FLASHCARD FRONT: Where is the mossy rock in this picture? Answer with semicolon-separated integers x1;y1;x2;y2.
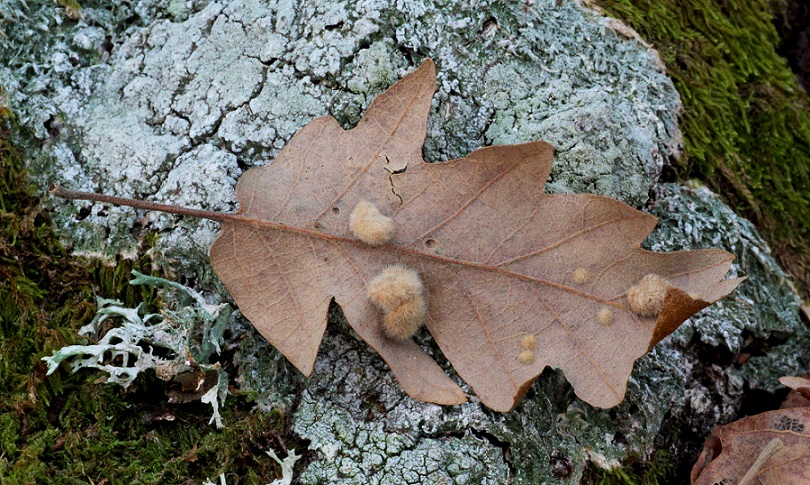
596;0;810;298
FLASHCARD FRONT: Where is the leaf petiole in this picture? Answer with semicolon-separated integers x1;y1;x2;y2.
49;184;233;223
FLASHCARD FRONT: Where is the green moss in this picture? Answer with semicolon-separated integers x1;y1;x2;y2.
596;0;810;296
581;450;677;485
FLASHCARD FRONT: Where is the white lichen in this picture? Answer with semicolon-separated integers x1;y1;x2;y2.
42;270;231;427
266;448;302;485
203;448;301;485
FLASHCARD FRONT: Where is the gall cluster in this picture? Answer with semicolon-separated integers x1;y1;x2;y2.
350;201;425;340
347;202;675;353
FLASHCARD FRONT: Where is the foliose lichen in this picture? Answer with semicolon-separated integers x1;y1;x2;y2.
42;270;232;427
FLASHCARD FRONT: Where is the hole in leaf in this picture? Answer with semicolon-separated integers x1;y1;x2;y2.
332;207;340;215
425;239;436;248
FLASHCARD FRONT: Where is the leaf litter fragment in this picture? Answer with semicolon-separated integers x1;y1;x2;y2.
691;407;810;485
51;59;743;411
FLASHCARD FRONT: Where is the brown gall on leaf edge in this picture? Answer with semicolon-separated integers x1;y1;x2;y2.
51;59;744;412
627;273;668;317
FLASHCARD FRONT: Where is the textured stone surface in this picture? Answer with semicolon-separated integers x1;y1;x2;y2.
3;0;806;483
643;184;810;429
1;0;680;274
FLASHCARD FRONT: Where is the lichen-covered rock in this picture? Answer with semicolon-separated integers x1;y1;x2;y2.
0;0;679;274
643;184;810;428
4;0;806;483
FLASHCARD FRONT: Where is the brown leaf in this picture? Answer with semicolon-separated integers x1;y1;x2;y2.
780;375;810;409
52;60;743;411
207;59;742;411
691;408;810;484
781;376;810;400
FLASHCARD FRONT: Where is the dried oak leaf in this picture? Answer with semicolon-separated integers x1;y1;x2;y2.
691;408;810;484
780;375;810;409
206;59;742;411
53;60;743;411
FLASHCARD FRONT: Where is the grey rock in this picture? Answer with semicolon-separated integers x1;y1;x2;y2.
1;0;679;273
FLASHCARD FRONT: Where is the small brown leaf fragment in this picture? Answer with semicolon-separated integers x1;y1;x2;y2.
691;408;810;485
780;375;810;408
780;376;810;400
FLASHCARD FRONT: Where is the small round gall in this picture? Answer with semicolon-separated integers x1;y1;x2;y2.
572;267;589;285
596;307;614;325
367;265;423;311
627;273;668;317
349;201;395;245
368;265;427;341
382;295;427;341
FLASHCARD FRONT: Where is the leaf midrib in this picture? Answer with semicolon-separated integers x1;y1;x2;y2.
220;211;643;309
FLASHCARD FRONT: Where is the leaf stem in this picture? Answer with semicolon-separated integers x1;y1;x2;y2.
49;184;234;223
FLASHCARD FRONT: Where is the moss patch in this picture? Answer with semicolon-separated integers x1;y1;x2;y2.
581;450;677;485
596;0;810;297
0;97;303;484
